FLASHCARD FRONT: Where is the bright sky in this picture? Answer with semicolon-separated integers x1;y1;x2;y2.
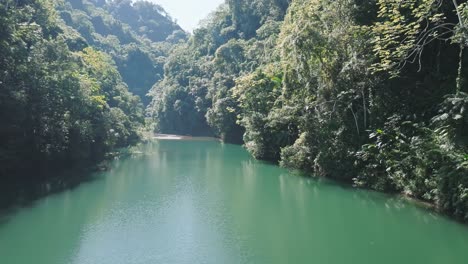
150;0;225;32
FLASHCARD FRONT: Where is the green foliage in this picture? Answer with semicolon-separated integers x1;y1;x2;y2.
355;110;468;221
272;0;377;180
371;0;468;83
227;0;288;39
107;0;181;42
0;0;144;180
355;117;439;196
233;68;291;159
148;0;289;142
55;0;187;105
432;92;468;150
144;0;468;221
372;0;446;74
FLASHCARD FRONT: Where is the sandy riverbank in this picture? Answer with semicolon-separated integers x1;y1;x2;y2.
153;134;221;141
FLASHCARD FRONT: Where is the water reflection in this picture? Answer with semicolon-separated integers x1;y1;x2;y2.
0;140;467;264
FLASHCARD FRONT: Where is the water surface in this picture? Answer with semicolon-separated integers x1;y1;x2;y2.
1;140;468;263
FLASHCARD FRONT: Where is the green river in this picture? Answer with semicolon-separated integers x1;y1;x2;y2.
1;139;468;264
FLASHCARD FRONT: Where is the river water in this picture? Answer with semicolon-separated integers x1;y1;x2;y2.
1;139;468;264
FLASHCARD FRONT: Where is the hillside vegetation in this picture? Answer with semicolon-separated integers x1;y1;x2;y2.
0;0;183;180
148;0;468;221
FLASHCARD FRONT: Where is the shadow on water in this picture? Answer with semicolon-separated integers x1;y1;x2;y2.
0;165;104;226
0;143;152;226
283;167;466;225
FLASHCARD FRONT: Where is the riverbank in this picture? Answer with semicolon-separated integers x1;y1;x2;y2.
1;139;467;264
153;134;465;224
154;134;221;141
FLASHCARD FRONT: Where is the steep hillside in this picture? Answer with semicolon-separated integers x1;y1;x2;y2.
147;0;289;139
0;0;145;180
57;0;187;104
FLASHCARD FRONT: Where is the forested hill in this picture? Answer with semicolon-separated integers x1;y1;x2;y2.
0;0;184;183
58;0;187;105
148;0;290;138
148;0;468;222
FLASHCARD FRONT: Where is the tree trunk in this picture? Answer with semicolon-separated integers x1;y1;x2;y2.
457;44;464;93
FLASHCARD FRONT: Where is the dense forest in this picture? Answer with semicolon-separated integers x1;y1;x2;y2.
0;0;183;182
148;0;468;222
1;0;467;222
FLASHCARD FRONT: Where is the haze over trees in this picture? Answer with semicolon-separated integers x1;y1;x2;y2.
59;0;186;104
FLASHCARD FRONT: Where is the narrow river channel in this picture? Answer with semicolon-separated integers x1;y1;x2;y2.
1;139;468;264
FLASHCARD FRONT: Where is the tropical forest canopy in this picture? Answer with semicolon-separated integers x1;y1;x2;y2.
0;0;467;222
